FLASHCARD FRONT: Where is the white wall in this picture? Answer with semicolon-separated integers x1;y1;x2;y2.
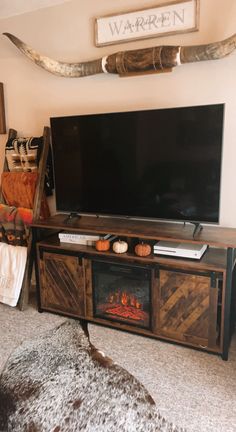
0;0;236;225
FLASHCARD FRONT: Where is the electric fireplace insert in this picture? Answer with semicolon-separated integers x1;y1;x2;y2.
92;260;152;329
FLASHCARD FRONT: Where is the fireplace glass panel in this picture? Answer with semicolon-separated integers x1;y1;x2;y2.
92;260;151;329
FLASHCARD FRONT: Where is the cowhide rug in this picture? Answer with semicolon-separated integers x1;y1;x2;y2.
0;320;185;432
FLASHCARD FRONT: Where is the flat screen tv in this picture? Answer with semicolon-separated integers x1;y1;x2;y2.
50;103;224;224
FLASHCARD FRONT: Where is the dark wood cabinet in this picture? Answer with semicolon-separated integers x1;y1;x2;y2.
39;249;85;317
32;214;236;360
156;268;218;348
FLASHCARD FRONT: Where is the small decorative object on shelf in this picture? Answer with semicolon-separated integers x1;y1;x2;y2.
112;239;128;254
95;238;110;251
134;242;152;257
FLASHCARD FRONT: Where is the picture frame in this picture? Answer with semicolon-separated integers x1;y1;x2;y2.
0;83;6;134
95;0;199;47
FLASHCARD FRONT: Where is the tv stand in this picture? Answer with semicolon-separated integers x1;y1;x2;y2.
31;214;236;360
184;221;203;238
63;212;81;223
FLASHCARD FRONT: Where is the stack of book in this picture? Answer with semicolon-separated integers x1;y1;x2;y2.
58;232;113;246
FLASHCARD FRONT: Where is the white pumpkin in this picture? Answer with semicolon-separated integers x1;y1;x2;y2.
112;240;128;254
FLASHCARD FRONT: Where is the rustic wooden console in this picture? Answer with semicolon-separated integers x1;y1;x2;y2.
32;214;236;360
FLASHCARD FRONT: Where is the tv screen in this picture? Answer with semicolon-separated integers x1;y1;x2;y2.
50;104;224;223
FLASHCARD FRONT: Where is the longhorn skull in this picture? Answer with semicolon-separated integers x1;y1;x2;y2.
3;32;236;78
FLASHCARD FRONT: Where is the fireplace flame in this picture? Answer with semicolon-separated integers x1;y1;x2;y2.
107;290;142;310
121;292;128;306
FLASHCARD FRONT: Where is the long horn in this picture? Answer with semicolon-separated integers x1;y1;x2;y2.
3;33;103;77
180;33;236;63
3;32;236;78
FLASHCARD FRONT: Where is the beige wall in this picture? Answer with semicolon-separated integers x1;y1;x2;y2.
0;0;236;225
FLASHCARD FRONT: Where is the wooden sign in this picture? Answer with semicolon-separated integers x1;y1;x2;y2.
0;83;6;134
95;0;199;47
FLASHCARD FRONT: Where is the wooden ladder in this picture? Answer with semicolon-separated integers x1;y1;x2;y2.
0;126;50;310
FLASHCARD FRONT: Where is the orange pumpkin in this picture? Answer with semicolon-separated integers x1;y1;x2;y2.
95;239;110;251
134;242;151;257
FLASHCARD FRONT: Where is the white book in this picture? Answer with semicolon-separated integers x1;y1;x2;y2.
59;233;116;241
59;238;96;246
59;233;100;241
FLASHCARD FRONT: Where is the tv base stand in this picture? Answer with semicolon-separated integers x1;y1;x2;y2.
31;214;236;360
63;212;81;223
184;221;203;238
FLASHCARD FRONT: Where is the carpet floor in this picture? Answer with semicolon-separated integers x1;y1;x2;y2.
0;299;236;432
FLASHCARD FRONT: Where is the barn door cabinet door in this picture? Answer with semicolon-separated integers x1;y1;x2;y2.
39;249;85;317
157;268;220;349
